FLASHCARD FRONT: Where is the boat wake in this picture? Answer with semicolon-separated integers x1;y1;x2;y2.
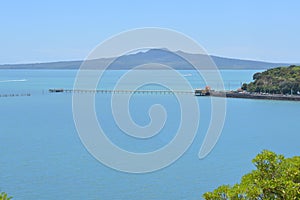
0;79;27;83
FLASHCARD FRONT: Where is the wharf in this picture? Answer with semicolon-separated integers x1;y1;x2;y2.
49;88;300;101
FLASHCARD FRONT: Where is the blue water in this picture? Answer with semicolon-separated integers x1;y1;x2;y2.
0;70;299;199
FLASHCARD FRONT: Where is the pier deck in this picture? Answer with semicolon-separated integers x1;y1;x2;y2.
49;88;300;101
49;88;194;95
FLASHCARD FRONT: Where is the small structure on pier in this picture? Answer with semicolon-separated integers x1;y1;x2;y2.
49;89;64;93
194;86;211;96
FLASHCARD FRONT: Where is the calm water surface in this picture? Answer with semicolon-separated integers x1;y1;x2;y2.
0;70;299;199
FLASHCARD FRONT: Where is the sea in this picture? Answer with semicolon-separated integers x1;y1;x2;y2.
0;70;299;199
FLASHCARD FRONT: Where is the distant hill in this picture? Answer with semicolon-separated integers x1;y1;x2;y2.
0;49;290;70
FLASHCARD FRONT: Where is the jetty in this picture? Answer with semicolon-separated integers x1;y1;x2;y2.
48;88;194;95
48;88;300;101
0;93;31;98
210;91;300;101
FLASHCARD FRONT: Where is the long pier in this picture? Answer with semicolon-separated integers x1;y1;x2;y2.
49;88;300;101
0;93;31;98
49;88;194;95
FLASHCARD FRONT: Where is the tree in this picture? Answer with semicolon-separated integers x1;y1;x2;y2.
241;83;247;91
203;150;300;199
0;192;12;200
253;72;262;80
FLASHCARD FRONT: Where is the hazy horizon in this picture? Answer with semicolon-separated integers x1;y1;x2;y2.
0;49;297;66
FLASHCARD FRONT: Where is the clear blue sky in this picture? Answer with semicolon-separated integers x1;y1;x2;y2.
1;0;299;64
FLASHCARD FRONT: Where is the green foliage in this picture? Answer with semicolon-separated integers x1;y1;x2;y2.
253;72;262;80
242;65;300;94
203;150;300;200
241;83;247;90
0;192;12;200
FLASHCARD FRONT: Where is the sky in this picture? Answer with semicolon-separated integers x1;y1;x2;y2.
0;0;299;64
